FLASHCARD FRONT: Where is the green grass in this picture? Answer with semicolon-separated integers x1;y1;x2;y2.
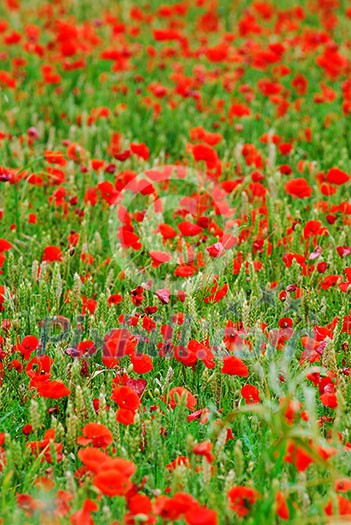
0;0;351;523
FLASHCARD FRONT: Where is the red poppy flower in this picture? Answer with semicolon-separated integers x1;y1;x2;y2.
91;159;105;171
116;408;137;425
0;239;12;252
26;355;53;383
278;143;293;155
206;243;225;258
327;168;349;185
303;220;327;239
284;441;314;471
98;181;118;205
180;340;215;369
36;380;70;399
117;227;142;250
285;178;312;198
175;344;197;368
174;264;196;277
227;485;259;517
155;492;196;521
130;142;150;161
192;144;219;168
168;387;197;411
107;293;123;306
204;283;229;304
22;424;33;436
335;479;351;492
185;504;218;525
103;329;137;368
16;494;37;514
222;356;249;377
166;456;190;472
276;492;289;520
19;335;39;360
193;441;214;463
94;468;133;497
73;340;96;358
159;223;177;239
190;126;222;146
77;423;113;448
178;221;203;237
337;246;351;258
70;499;98;525
320;392;337;409
27;429;63;463
111;385;141;411
42;246;63;262
130;353;153;374
149;250;172;268
153;28;183;41
112;385;141;425
78;447;110;474
0;285;5;311
325;495;351;517
128;493;153;516
320;182;337;196
229;103;251;118
0;70;16;89
241;384;260;404
44;150;66;166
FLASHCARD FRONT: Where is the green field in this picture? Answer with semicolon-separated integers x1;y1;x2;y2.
0;0;351;523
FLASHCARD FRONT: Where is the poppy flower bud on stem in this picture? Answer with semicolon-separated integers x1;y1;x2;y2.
102;505;112;521
170;463;188;494
242;298;250;330
185;294;198;325
186;433;196;456
247;460;255;473
83;386;97;422
71;273;82;312
163;367;174;393
29;399;42;433
209;369;223;407
66;403;80;447
51;416;65;443
202;456;212;486
74;385;85;420
31;260;39;282
321;338;337;374
39;261;48;283
215;426;228;462
68;360;82;390
224;469;236;494
297;472;311;511
65;470;77;499
109;409;121;449
233;439;244;478
98;391;107;422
